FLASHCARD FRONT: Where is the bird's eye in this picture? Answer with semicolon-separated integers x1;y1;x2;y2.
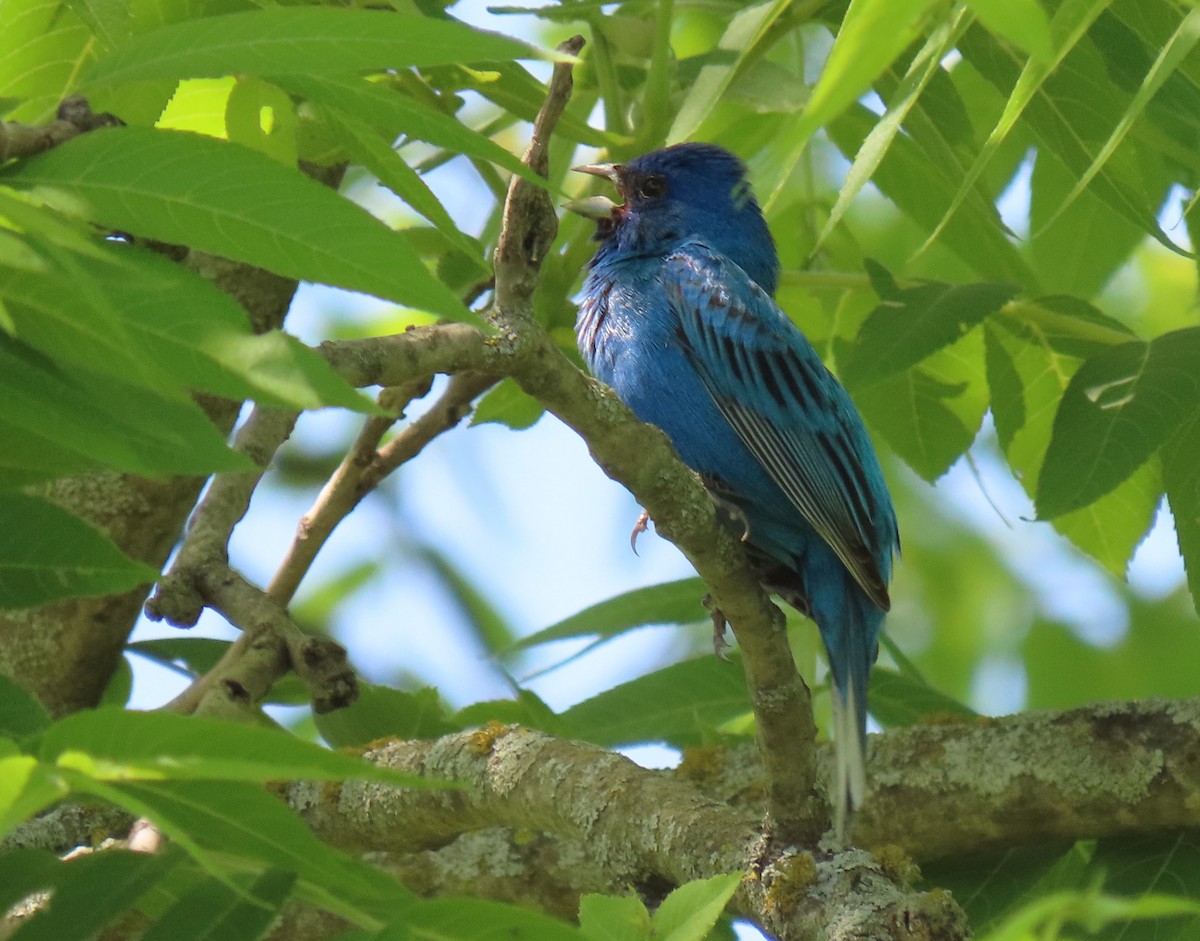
637;174;667;199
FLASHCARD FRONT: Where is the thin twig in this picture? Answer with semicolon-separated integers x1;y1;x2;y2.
145;406;299;627
165;563;354;716
0;95;123;160
266;380;428;606
267;372;496;608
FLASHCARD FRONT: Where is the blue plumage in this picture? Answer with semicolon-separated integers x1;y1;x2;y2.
569;143;899;838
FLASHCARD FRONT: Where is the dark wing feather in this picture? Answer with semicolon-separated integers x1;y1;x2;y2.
663;243;894;611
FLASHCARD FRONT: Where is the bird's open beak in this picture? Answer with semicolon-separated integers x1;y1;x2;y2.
564;162;624;220
563;194;620;220
573;162;621;184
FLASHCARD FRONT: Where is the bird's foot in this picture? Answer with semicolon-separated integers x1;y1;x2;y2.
702;593;732;661
630;509;651;555
708;490;752;542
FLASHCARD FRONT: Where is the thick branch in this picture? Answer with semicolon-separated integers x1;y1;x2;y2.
287;726;964;941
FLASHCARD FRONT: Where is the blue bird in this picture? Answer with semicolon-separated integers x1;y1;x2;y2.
568;142;899;839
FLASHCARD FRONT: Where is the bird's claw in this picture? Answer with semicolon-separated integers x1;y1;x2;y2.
630;509;651;555
702;593;732;661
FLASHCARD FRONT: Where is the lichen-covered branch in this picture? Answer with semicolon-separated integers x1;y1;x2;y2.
287;697;1200;939
287;725;966;941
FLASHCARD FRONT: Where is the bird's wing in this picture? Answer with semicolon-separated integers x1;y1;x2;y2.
663;244;893;611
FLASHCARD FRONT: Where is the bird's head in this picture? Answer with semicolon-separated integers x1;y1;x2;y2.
565;142;779;295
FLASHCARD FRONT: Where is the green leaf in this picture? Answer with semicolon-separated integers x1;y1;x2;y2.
127;637;232;679
669;0;794;143
842;278;1018;388
558;656;750;748
0;849;60;913
322;109;488;266
652;873;742;941
63;0;132;49
513;578;708;651
818;10;970;251
100;653;133;708
70;776;411;923
81;8;538;88
1037;6;1200;232
452;689;561;735
400;898;585;940
1036;329;1200;519
579;892;650;941
0;755;67;842
0;127;470;318
1048;457;1160;577
989;310;1159;573
40;707;429;787
763;0;943;208
825;104;1036;285
952;16;1177;257
985;323;1026;451
1028;148;1146;299
471;378;545;431
922;843;1078;931
1164;413;1200;615
1024;588;1200;709
0;0;93;123
224;76;298;166
314;684;455;749
0;848;176;941
0;493;158;609
0;673;51;738
1090;832;1200;940
919;0;1125;256
280;71;551;190
966;0;1054;60
0;336;254;487
868;667;978;728
140;869;298;941
856;368;975;481
3;238;372;411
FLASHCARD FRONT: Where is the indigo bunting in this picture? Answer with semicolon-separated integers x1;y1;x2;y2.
568;143;899;838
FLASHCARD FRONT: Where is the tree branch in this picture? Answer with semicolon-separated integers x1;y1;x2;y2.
287;696;1200;938
0;95;122;160
267;372;495;607
287;725;966;941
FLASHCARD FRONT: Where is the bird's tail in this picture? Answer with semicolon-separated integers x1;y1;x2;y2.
819;586;883;844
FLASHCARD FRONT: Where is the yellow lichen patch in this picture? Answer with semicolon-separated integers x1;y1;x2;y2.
762;852;817;917
920;711;980;727
677;745;726;783
362;736;402;753
468;721;511;754
321;779;345;803
870;844;921;886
